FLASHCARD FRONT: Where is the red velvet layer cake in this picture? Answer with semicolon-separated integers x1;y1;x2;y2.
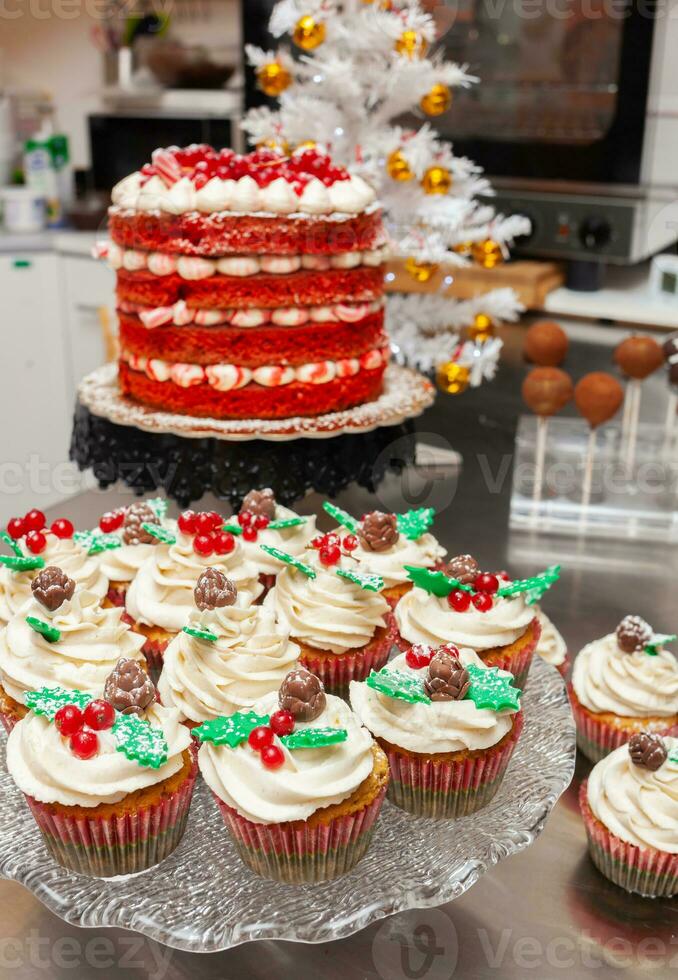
105;144;389;420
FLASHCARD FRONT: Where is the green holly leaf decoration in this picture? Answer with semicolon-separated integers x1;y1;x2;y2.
24;686;92;720
221;523;243;536
366;667;431;704
194;711;270;748
281;727;348;749
396;507;436;541
112;713;168;769
73;530;122;556
26;616;61;643
147;496;168;521
465;664;521;712
496;565;561;605
183;624;218;643
0;530;24;558
645;633;677;656
336;568;384;593
404;565;472;597
141;523;176;546
0;554;45;573
322;501;359;534
267;517;307;531
260;545;316;578
669;751;678;766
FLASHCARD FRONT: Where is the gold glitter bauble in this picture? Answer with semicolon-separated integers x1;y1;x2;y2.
395;29;427;58
420;83;452;116
422;166;452;195
472;239;503;269
293;15;326;51
387;149;414;181
437;362;470;395
256;62;292;97
404;256;439;283
468;313;495;344
453;241;473;257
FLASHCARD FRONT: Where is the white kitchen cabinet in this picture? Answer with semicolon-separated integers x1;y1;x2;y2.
59;253;115;389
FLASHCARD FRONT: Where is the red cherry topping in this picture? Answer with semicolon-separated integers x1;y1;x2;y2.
178;510;197;534
55;704;84;737
248;725;274;751
310;534;325;549
99;510;125;533
405;644;434;670
193;534;214;557
439;642;461;659
260;744;285;770
83;699;116;731
448;589;471;612
25;530;47;554
242;526;258;543
324;533;340;547
319;544;341;567
472;592;494;612
195;512;216;536
205;510;223;530
497;570;510;582
70;729;99;760
7;517;25;539
254;514;270;530
213;531;236;555
24;509;46;533
269;709;295;737
343;534;358;551
50;518;74;539
474;573;499;594
238;510;254;527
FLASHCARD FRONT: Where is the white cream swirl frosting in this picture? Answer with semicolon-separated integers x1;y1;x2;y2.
352;533;446;589
126;533;263;634
158;604;300;723
572;633;678;717
395;587;535;652
350;652;517;754
99;519;178;585
265;553;388;654
198;690;374;824
0;533;109;625
535;607;567;667
238;506;317;577
7;703;192;808
0;590;145;705
587;738;678;853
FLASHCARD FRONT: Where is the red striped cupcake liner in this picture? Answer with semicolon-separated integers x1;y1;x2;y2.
380;711;524;819
211;784;387;883
104;584;128;608
139;634;172;680
0;709;21;735
299;627;394;696
568;687;678;763
23;754;198;878
579;780;678;897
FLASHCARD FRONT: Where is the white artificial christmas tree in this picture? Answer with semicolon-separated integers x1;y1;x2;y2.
244;0;529;387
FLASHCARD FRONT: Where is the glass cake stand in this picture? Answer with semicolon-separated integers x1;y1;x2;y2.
0;657;575;953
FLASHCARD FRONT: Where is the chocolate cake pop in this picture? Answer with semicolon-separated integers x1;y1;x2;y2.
524;321;569;367
574;372;624;428
614;336;664;380
522;367;573;416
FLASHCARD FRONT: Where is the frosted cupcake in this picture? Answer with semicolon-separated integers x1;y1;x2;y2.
1;509;108;626
126;510;263;674
534;607;569;677
393;557;559;688
579;733;678;897
7;662;195;877
158;568;300;726
0;566;146;733
350;646;522;817
264;546;391;693
570;616;678;762
197;667;389;882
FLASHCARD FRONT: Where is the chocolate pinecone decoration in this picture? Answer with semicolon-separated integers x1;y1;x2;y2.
279;668;326;721
194;567;237;611
616;615;653;654
31;566;75;612
122;502;159;546
628;732;667;772
445;554;480;586
358;511;399;553
240;488;276;520
104;658;155;716
424;650;471;702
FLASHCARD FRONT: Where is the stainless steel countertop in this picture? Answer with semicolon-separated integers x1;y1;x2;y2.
1;321;676;978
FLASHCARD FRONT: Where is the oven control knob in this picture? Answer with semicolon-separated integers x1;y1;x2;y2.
579;217;612;250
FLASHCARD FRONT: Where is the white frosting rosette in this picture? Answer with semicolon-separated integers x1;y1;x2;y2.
158;604;300;723
352;533;446;589
236;505;317;578
99;518;178;585
534;607;567;668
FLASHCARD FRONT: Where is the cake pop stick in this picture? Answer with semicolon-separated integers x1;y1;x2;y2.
662;333;678;452
575;373;624;528
614;336;664;472
522;367;574;515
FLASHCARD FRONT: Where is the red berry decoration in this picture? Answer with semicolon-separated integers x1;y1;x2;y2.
7;517;25;539
248;725;274;751
195;512;216;536
206;511;223;530
324;533;340;547
242;526;259;543
319;544;341;566
99;510;124;533
406;645;434;669
343;534;358;551
24;509;46;533
439;642;461;659
70;729;99;760
238;511;252;527
472;592;494;612
50;518;74;539
254;514;270;530
310;534;325;549
54;704;84;737
83;699;116;731
213;531;236;555
269;709;295;737
178;510;197;534
25;531;46;554
474;573;499;595
260;744;285;770
448;589;471;612
193;534;214;557
497;570;510;581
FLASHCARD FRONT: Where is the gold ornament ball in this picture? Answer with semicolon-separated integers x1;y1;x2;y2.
396;29;427;59
422;166;452;195
293;15;326;51
472;239;503;269
404;257;439;283
256;62;292;98
387;149;414;181
421;83;452;116
453;241;473;257
437;361;470;396
469;313;495;343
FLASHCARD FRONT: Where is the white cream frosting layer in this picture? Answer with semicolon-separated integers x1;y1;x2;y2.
352;533;446;589
0;591;145;705
395;587;535;652
587;738;678;853
239;505;316;577
572;633;678;717
535;608;567;668
99;519;178;585
157;604;300;723
198;690;374;824
265;553;388;654
7;703;192;808
126;534;263;634
350;652;517;754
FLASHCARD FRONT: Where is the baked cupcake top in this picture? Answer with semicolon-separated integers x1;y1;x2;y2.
350;646;521;754
572;616;678;717
587;734;678;853
197;668;375;824
158;568;300;723
394;559;559;652
126;512;263;633
264;547;388;654
95;498;177;584
534;607;567;668
0;567;145;705
222;489;316;578
7;666;191;808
